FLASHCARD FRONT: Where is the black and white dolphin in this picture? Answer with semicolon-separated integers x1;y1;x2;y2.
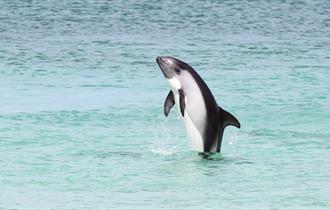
156;56;240;153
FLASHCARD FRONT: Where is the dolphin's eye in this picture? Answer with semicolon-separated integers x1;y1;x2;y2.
174;68;181;74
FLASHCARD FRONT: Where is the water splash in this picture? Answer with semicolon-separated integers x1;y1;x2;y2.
228;132;239;145
149;144;179;156
148;115;183;156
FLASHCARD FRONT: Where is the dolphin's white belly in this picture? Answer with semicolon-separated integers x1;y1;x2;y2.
184;106;204;152
173;93;205;152
168;75;207;152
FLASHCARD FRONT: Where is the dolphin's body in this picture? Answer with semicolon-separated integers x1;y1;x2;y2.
156;56;240;153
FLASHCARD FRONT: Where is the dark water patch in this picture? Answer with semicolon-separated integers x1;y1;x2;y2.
97;151;143;159
178;151;255;165
217;156;254;165
78;84;114;88
249;128;330;140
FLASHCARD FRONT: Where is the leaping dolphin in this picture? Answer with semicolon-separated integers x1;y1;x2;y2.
156;56;240;153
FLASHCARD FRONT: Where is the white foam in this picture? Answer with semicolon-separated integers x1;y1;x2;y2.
228;132;239;145
149;145;179;156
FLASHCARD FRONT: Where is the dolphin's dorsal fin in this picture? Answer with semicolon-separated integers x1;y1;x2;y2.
164;91;175;117
218;107;241;129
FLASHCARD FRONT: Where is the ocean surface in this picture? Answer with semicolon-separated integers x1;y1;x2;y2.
1;0;330;209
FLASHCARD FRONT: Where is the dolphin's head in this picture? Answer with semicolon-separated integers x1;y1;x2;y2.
156;56;192;79
156;56;194;90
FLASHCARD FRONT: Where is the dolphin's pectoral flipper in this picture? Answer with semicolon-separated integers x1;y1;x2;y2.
164;91;175;117
218;107;241;129
179;89;185;117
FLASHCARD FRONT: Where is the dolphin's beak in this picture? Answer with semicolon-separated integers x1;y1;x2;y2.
156;56;162;64
156;56;170;79
157;56;173;65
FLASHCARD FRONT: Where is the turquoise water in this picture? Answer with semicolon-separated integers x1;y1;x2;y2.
1;0;330;209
